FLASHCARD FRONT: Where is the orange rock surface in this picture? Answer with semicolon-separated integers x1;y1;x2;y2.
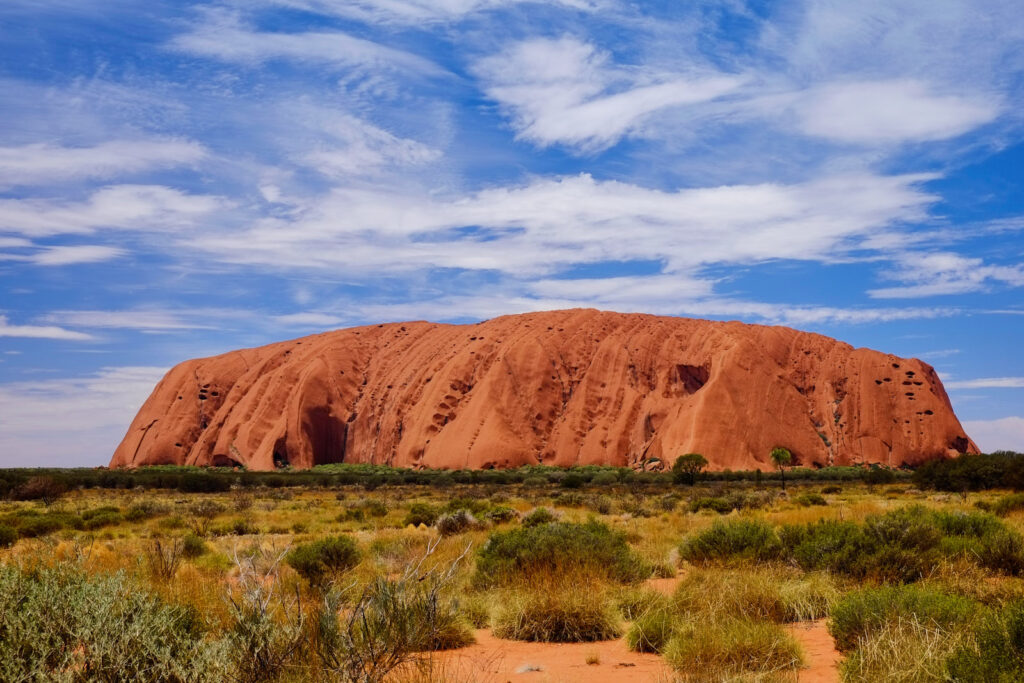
110;309;978;471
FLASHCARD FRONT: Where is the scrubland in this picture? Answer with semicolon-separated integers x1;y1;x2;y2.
2;459;1024;682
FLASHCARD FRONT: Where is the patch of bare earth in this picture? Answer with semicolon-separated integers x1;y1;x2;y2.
785;620;841;683
440;628;670;682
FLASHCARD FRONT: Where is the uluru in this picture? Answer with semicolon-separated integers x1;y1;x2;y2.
110;309;978;472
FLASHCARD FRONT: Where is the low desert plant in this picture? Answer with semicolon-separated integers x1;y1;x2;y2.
794;492;827;507
436;509;480;536
146;537;186;581
663;617;803;681
313;538;474;681
182;532;209;558
946;600;1024;681
0;523;16;548
829;585;977;652
286;535;361;585
626;608;675;653
680;518;781;563
0;562;225;681
521;507;557;528
402;503;440;527
474;520;651;587
842;615;970;683
615;585;668;621
493;582;621;642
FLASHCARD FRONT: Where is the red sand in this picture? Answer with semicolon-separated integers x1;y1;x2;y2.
786;620;842;683
440;629;670;682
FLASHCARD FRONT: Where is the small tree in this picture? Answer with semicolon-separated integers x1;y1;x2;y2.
770;447;793;491
673;453;709;486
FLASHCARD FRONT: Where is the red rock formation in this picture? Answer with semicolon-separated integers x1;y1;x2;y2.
110;309;978;471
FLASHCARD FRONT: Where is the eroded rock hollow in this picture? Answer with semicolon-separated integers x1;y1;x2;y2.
110;309;978;471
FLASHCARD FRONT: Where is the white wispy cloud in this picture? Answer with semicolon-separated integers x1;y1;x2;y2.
273;312;346;328
947;377;1024;390
292;108;441;177
962;416;1024;452
0;366;166;466
191;172;936;277
0;139;206;188
30;245;125;266
796;80;999;144
252;0;603;24
0;185;225;238
869;252;1024;298
171;10;445;76
0;314;93;340
40;310;214;331
475;37;745;151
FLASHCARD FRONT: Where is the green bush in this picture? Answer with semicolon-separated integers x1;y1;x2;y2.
182;533;208;558
663;617;803;678
474;520;650;587
435;510;479;536
82;510;123;530
0;563;225;680
402;503;439;527
829;585;977;652
590;472;619;486
947;601;1024;681
521;507;557;528
689;496;735;514
627;608;674;653
492;586;621;642
0;523;16;548
680;519;781;564
484;505;517;524
992;493;1024;517
287;536;361;584
794;492;827;507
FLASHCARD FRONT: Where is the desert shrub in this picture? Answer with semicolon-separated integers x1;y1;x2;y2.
313;558;473;681
0;563;224;681
182;532;208;558
14;514;67;538
587;494;614;514
821;485;842;494
627;608;675;653
615;585;668;621
522;476;548;488
663;617;803;680
436;509;479;536
82;510;123;530
146;537;185;581
680;518;781;564
402;503;439;527
842;614;970;683
125;501;169;521
484;505;517;523
554;491;585;507
521;507;557;528
231;519;258;536
689;496;734;514
794;492;827;507
474;520;650;587
658;493;682;511
829;585;977;652
492;584;621;642
591;472;619;486
287;536;361;585
461;594;492;629
947;601;1024;681
0;524;16;548
9;476;66;504
992;493;1024;517
560;473;586;489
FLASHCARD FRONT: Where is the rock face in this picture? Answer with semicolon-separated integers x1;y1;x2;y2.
110;309;978;471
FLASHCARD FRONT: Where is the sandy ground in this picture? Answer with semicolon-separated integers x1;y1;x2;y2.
785;620;841;683
438;575;842;683
441;629;671;682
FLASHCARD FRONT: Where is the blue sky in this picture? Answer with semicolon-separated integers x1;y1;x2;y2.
1;0;1022;466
